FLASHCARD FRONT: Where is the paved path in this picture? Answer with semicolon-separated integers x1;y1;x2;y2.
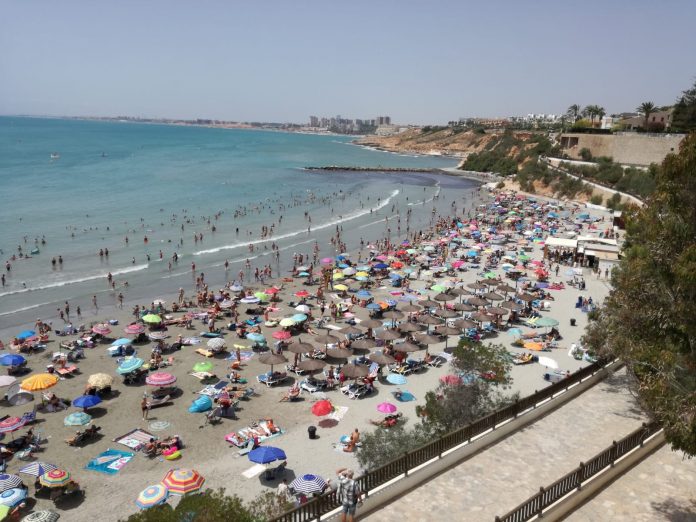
365;369;646;522
567;444;696;522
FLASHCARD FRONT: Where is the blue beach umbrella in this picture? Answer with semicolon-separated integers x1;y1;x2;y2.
117;357;144;374
0;354;25;367
16;330;36;341
389;273;402;280
18;461;58;478
64;412;92;426
111;338;132;347
366;303;381;310
0;487;27;508
73;395;102;410
373;263;388;269
248;446;287;465
289;474;327;495
297;272;310;277
291;314;308;323
246;333;265;342
386;373;407;385
356;290;372;299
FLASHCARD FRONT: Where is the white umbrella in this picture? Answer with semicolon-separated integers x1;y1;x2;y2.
295;305;310;314
0;376;17;388
537;356;559;369
206;338;226;350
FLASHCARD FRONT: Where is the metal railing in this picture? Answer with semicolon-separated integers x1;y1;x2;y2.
270;358;618;522
495;421;661;522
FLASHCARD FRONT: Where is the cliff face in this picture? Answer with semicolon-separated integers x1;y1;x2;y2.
356;128;537;159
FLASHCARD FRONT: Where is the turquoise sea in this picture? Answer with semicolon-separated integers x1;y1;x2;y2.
0;116;477;332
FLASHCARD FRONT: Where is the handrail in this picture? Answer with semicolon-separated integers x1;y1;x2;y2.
270;358;618;522
495;421;661;522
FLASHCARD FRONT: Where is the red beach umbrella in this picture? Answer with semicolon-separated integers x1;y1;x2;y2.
311;400;333;417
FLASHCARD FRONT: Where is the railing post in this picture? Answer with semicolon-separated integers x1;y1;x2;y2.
533;390;538;408
577;462;584;490
537;487;545;517
403;452;409;477
640;422;647;446
513;398;519;418
610;441;617;467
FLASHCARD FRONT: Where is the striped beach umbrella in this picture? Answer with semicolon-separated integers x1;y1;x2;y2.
289;474;327;495
117;357;144;374
161;469;205;496
20;373;59;392
64;412;92;426
0;474;23;493
124;323;146;335
135;484;169;509
19;462;58;478
145;372;176;387
39;469;71;488
0;487;27;508
206;338;225;350
91;323;112;335
22;510;61;521
0;417;26;434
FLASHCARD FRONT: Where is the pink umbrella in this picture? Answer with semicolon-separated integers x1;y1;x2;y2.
440;374;462;386
376;402;397;414
145;372;177;386
124;324;146;335
92;323;112;335
0;416;26;434
320;258;334;265
265;287;280;294
272;331;292;340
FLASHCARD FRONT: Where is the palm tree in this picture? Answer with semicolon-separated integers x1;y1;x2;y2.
596;106;606;128
583;105;598;126
637;101;656;130
566;104;581;122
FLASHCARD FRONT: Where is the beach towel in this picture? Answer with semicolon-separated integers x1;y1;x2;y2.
226;351;254;362
393;390;416;402
183;337;201;345
226;421;285;447
85;449;134;475
113;428;155;451
242;464;266;479
329;406;349;422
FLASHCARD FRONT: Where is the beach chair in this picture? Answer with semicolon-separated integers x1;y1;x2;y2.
20;406;38;425
195;348;214;358
285;364;306;376
56;364;78;377
146;395;172;409
340;382;368;400
256;372;288;387
198;381;229;397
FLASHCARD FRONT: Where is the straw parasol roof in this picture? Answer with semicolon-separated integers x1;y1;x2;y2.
341;365;369;379
351;338;377;350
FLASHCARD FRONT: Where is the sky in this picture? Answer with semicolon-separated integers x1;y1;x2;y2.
1;1;695;125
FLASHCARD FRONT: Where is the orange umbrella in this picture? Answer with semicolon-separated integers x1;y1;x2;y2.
21;373;59;392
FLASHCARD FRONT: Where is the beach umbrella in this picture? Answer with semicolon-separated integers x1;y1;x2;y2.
87;373;114;389
16;330;36;341
435;309;457;319
366;303;381;311
483;292;504;301
454;303;475;312
161;469;205;496
0;417;26;434
0;354;25;367
497;284;516;293
0;475;22;493
135;484;169;510
535;317;559;328
64;412;92;426
19;462;58;478
327;348;352;360
339;325;363;336
294;290;310;298
320;258;334;265
315;333;340;345
418;299;439;308
258;353;287;374
146;372;177;386
246;333;265;343
375;329;401;341
272;331;292;340
111;338;132;347
39;469;71;488
287;341;315;354
289;474;327;495
377;402;397;414
351;338;376;350
298;359;326;372
467;283;487;290
0;376;16;388
294;305;310;314
142;314;161;325
418;315;442;325
333;284;349;292
91;323;112;335
368;353;396;365
502;301;524;311
471;312;495;323
454;319;477;329
72;394;102;410
386;373;407;385
340;364;368;379
292;314;308;323
399;322;423;333
416;334;441;345
192;361;214;373
248;446;286;465
117;358;144;374
393;342;420;353
517;293;536;303
467;297;489;307
21;510;61;522
124;324;146;335
254;292;270;302
399;304;421;313
7;392;33;406
359;319;383;329
435;325;460;336
240;296;260;304
486;307;508;316
434;293;456;302
0;487;27;508
148;331;167;341
20;373;58;392
451;287;471;296
206;338;226;350
311;400;333;416
278;318;296;328
382;310;404;320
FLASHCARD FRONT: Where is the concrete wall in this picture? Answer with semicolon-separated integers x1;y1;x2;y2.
560;133;685;166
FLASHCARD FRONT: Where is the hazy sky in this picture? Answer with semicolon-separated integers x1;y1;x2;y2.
2;1;695;124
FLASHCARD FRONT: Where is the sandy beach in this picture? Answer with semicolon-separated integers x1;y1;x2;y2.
0;182;616;521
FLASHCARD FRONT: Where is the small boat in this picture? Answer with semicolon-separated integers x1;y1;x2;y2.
50;153;60;160
30;248;40;255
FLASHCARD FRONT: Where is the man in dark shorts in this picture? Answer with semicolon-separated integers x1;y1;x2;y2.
336;468;361;522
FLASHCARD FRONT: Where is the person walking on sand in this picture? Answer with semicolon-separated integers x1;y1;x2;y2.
141;395;149;420
92;295;98;312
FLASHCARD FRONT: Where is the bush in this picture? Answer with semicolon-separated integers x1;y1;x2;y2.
590;195;604;205
579;148;593;161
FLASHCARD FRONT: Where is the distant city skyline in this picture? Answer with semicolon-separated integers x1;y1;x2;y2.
1;1;695;125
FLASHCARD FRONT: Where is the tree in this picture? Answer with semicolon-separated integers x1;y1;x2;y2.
637;101;656;131
566;104;582;122
579;147;593;161
583;133;696;456
672;80;696;132
355;420;434;471
596;106;606;127
582;105;595;125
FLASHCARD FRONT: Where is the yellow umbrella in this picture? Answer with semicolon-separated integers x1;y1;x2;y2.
21;373;59;392
332;273;345;280
334;284;349;291
87;373;114;389
356;271;370;278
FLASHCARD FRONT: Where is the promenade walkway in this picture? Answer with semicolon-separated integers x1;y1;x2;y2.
364;368;646;522
567;444;696;522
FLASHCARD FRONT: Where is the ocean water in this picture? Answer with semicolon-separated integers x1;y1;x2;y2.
0;116;478;331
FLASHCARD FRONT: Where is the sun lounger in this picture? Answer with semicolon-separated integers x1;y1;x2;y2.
340;383;368;400
425;356;445;368
145;394;171;409
198;381;229;397
256;372;288;387
56;364;78;377
299;378;328;394
195;348;214;358
190;371;216;381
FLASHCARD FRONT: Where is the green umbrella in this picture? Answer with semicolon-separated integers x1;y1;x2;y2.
142;314;161;324
193;361;214;373
254;292;270;302
430;284;447;293
536;317;559;327
483;272;497;279
517;254;530;262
